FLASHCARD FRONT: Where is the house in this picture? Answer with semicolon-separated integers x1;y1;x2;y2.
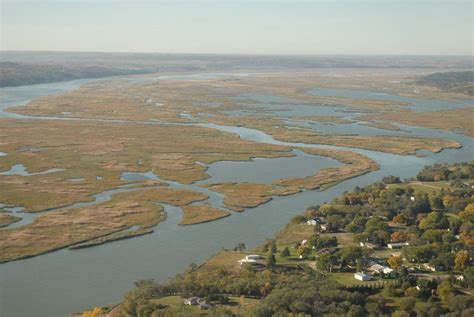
387;242;409;249
382;267;394;274
359;242;378;249
354;272;371;281
238;254;261;265
423;263;444;272
245;254;260;260
238;258;257;265
368;264;384;273
306;217;326;226
184;297;201;305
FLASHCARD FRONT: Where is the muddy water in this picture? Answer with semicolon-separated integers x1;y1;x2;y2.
0;75;473;317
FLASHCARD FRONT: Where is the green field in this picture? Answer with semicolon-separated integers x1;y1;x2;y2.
388;181;449;194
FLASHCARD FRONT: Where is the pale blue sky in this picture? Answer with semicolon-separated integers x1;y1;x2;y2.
1;0;472;55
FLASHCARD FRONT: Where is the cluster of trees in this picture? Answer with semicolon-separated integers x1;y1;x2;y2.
118;267;381;317
117;264;473;317
416;161;474;182
382;272;474;316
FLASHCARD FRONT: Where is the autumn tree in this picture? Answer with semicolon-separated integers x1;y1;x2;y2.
391;231;409;243
82;307;104;317
388;255;403;270
437;280;454;303
460;203;474;222
296;245;311;259
454;250;470;271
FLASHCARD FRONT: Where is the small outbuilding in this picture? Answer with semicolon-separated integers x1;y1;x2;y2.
354;272;371;281
387;242;409;249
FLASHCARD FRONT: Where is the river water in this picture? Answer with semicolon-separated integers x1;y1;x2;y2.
0;74;473;317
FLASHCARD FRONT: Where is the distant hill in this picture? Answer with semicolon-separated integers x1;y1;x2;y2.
417;71;474;96
1;51;473;87
0;61;157;87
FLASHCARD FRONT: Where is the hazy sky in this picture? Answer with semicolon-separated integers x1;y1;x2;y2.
1;0;472;55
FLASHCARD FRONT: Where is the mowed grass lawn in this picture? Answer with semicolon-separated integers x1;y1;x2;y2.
199;251;257;272
150;295;261;316
330;272;390;287
276;223;314;246
388;181;449;194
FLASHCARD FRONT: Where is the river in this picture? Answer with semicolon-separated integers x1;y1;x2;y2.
0;74;472;317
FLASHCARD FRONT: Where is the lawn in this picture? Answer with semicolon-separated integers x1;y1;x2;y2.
199;251;251;272
330;272;390;287
388;181;448;194
275;223;314;246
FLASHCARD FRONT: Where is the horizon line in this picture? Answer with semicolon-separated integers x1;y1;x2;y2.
1;50;473;58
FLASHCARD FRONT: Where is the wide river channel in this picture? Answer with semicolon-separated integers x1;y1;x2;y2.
0;74;473;317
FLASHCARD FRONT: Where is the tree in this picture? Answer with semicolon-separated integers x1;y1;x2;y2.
280;247;290;258
399;297;416;312
437;280;454;303
338;246;363;267
391;231;409;243
392;214;406;224
326;214;345;232
266;254;276;269
454;250;470;271
387;255;403;270
419;212;449;230
403;245;434;264
430;192;444;209
296;245;311;259
316;254;337;272
460;203;474;222
411;192;431;214
365;217;388;234
82;307;104;317
270;240;277;254
392;311;410;317
234;243;246;251
414;302;442;317
464;266;474;288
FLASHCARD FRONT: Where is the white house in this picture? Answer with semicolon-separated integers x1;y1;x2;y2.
238;254;261;265
238;258;257;265
383;267;394;274
306;217;326;226
354;272;371;281
184;297;201;305
387;242;409;249
359;242;378;249
368;264;384;273
368;264;394;275
246;254;260;260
